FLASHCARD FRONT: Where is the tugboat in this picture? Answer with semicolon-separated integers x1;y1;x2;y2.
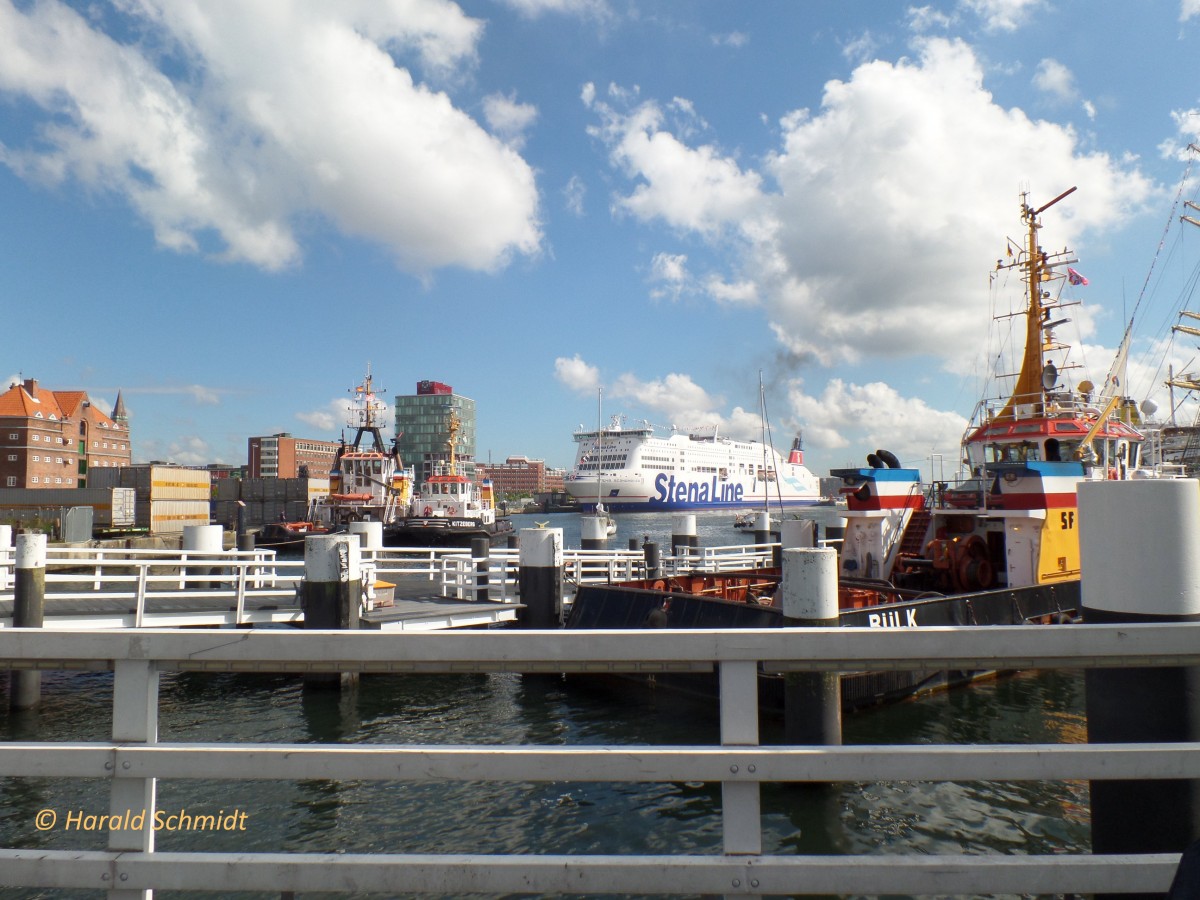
383;407;514;548
253;518;336;552
566;187;1146;709
310;370;414;529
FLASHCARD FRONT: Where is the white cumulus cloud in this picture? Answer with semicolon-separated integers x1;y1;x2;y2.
554;355;601;392
0;0;542;274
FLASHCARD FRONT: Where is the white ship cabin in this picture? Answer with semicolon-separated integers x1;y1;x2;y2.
965;399;1143;477
334;451;392;498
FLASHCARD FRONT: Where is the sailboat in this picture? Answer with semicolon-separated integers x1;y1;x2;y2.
589;389;617;536
1132;151;1200;475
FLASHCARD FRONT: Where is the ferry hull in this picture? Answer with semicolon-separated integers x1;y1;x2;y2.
565;474;821;513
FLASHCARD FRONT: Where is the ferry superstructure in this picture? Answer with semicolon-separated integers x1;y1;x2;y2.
564;419;821;512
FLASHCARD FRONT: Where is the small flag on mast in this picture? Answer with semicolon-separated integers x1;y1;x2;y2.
1067;267;1089;286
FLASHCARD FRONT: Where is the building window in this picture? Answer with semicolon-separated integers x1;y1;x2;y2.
31;476;38;484
5;455;13;461
31;456;39;462
32;434;39;441
7;433;16;440
55;477;62;484
5;477;13;487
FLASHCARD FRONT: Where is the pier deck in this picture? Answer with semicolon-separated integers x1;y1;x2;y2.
0;578;521;631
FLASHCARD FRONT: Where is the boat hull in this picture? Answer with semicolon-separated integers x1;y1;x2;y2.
383;517;515;548
565;578;1080;712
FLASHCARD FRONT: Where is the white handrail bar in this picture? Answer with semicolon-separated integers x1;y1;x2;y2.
0;624;1194;896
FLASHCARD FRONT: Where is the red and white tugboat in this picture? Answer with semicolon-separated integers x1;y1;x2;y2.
383;407;513;547
835;186;1145;600
310;370;414;529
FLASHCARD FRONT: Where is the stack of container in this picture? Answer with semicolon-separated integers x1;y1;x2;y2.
89;465;211;534
211;477;330;528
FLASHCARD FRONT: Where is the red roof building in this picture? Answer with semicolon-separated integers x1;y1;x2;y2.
0;378;132;488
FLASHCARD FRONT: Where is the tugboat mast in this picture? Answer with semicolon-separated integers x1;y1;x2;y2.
996;186;1077;422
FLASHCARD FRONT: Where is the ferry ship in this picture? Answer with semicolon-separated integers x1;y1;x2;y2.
564;419;821;512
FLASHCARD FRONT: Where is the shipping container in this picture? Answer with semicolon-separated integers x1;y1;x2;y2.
88;465;209;501
215;479;241;501
0;487;136;527
136;499;210;533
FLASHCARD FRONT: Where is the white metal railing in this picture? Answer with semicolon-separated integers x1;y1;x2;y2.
0;623;1193;896
0;543;781;625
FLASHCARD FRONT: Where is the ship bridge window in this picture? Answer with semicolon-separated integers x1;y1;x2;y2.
986;441;1040;463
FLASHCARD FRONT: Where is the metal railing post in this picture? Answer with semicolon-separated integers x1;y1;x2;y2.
134;565;148;629
719;658;761;859
108;658;159;900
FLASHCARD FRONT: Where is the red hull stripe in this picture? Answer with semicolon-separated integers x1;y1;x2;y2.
993;491;1077;510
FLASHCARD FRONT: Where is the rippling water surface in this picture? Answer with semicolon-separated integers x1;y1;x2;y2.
1;665;1089;900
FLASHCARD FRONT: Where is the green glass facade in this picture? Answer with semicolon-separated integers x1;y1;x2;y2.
393;388;477;485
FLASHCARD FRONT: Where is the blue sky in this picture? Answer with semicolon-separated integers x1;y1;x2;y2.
4;0;1200;479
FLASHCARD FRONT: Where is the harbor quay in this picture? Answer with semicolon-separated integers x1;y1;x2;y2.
1;487;1200;896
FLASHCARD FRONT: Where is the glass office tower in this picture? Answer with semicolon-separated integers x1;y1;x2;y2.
393;380;477;485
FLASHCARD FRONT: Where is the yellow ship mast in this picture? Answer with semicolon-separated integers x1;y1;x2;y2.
995;186;1077;422
445;408;460;476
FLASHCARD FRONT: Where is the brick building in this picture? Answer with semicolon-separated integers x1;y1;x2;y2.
475;455;566;497
0;378;132;488
247;433;340;478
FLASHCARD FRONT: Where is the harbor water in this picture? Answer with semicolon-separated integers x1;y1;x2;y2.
0;509;1091;899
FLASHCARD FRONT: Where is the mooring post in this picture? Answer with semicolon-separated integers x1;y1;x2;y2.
777;517;815;568
581;513;608;551
780;546;842;746
1080;478;1200;893
182;523;223;589
0;524;12;592
301;534;362;689
518;528;562;628
348;520;383;551
643;540;661;580
11;532;46;710
752;510;772;552
671;514;698;565
471;536;490;602
235;500;255;552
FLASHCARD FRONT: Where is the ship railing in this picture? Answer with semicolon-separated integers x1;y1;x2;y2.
0;624;1193;897
667;542;774;575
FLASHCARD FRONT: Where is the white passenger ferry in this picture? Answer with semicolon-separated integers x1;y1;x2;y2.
564;418;821;512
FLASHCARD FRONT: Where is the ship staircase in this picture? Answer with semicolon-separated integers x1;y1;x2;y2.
897;506;933;558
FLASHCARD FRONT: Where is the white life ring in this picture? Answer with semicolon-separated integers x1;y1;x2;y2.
423;505;432;516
